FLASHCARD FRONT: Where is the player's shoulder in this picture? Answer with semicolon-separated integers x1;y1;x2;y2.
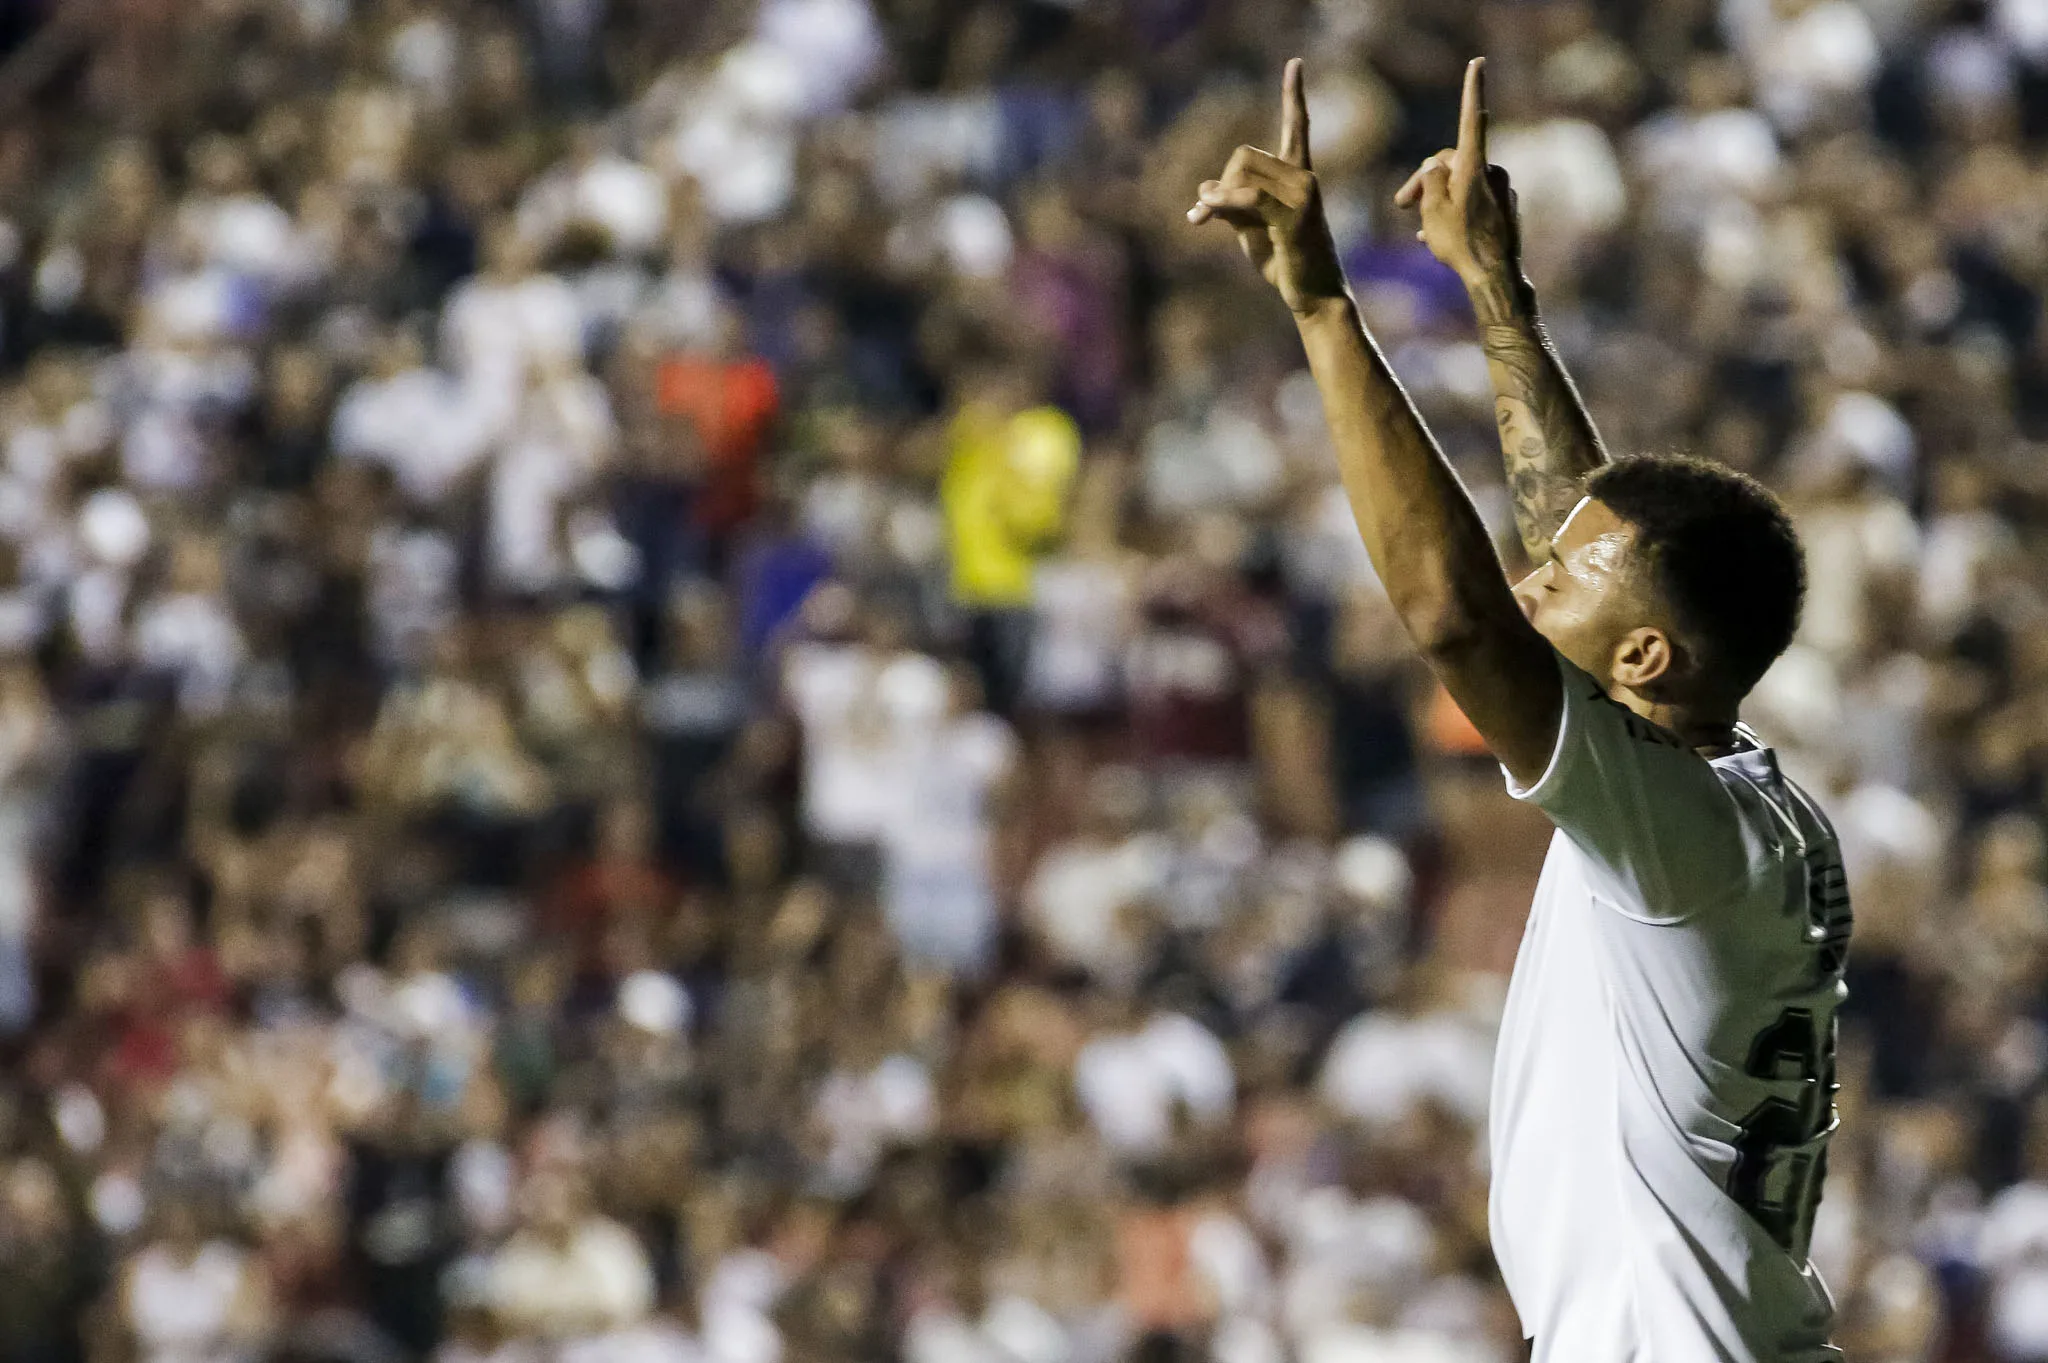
1777;768;1843;844
1531;656;1749;830
1701;738;1852;897
1711;734;1837;833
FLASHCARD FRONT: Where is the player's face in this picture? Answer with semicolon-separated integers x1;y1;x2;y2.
1512;497;1642;681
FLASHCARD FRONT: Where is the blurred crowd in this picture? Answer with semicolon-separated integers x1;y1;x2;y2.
0;1;2043;1363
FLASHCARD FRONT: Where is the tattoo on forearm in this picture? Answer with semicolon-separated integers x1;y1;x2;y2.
1473;284;1607;562
1466;269;1530;330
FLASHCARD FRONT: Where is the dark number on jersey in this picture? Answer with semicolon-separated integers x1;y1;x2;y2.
1807;860;1852;981
1729;851;1849;1257
1729;1007;1836;1254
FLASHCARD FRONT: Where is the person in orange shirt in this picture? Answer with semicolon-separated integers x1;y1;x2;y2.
1116;1195;1205;1340
653;316;779;543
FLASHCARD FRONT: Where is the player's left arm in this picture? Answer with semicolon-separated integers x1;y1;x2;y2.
1189;58;1559;787
1394;127;1609;566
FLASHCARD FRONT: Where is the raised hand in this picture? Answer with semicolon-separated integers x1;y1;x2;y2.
1186;58;1346;316
1393;57;1605;562
1394;59;1521;294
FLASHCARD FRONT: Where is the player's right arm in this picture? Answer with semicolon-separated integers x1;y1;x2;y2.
1186;59;1561;788
1395;129;1608;564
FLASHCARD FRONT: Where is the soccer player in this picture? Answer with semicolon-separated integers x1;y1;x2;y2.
1188;59;1848;1363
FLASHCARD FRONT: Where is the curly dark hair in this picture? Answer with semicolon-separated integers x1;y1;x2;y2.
1584;454;1806;700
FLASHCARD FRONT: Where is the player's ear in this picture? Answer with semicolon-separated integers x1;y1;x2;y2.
1609;626;1674;691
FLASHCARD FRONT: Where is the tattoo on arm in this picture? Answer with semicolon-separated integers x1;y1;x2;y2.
1470;276;1608;563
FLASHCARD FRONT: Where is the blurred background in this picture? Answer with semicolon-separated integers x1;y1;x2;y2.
0;1;2040;1362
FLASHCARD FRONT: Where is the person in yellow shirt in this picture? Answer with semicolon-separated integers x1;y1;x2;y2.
941;368;1081;716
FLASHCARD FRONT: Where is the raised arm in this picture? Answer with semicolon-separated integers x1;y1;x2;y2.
1188;59;1558;784
1395;110;1608;563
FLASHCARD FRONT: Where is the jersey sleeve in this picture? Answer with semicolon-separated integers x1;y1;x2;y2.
1502;651;1749;924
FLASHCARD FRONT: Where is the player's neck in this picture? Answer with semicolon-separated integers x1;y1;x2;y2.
1628;693;1743;758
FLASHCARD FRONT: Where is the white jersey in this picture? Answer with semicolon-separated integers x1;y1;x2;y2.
1491;654;1849;1363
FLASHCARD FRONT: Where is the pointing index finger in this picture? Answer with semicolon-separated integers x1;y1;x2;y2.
1457;57;1487;168
1280;57;1312;170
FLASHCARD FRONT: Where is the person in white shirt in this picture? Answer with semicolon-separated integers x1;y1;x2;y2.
879;667;1017;977
131;534;247;718
780;589;950;890
1024;765;1169;981
487;355;618;596
1191;60;1843;1361
1722;0;1881;136
1979;1117;2048;1363
1072;996;1234;1157
331;325;507;507
175;134;305;291
488;1168;656;1343
440;222;585;408
1317;966;1492;1134
810;1027;938;1197
120;1200;270;1363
